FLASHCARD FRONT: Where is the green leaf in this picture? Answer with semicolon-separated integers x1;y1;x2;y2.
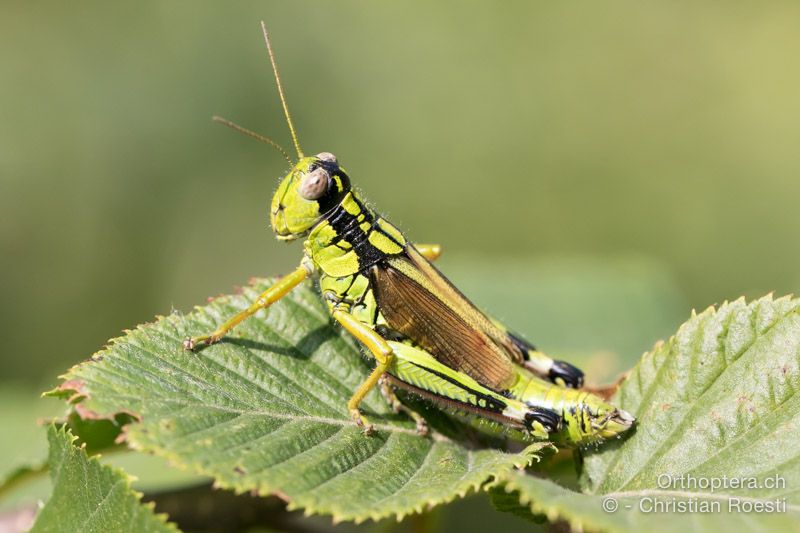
583;295;800;494
500;295;800;531
0;393;207;514
49;278;546;523
0;388;63;511
30;425;177;533
496;472;796;532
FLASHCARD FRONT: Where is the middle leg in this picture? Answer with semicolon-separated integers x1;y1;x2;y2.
378;375;429;435
414;243;442;262
332;307;395;434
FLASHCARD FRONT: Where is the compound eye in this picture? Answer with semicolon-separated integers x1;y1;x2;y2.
316;152;337;164
299;167;331;201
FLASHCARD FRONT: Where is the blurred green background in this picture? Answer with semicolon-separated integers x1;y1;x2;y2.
2;1;800;528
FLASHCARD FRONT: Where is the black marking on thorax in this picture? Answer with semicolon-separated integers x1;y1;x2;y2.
325;195;402;272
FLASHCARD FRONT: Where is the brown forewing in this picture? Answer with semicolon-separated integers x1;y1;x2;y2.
370;251;518;391
403;246;527;365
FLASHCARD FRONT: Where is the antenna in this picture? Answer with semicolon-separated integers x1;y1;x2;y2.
212;115;293;166
261;21;304;158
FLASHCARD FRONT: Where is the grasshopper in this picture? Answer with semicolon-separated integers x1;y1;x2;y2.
185;23;634;445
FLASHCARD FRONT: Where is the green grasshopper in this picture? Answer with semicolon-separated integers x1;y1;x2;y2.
184;23;634;445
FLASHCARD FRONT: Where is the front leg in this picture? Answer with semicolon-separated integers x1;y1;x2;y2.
332;308;395;435
184;263;310;350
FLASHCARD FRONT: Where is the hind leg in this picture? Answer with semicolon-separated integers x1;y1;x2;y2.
386;340;561;439
495;325;585;388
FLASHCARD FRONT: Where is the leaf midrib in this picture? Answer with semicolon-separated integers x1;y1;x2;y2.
102;394;422;436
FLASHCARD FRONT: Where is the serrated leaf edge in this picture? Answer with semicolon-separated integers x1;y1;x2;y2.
33;425;180;532
48;278;552;524
586;293;800;494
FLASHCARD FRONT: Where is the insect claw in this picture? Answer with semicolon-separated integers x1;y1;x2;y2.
350;408;376;436
183;333;222;351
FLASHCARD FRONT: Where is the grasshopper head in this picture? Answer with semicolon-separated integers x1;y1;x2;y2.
270;152;351;240
564;396;635;445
